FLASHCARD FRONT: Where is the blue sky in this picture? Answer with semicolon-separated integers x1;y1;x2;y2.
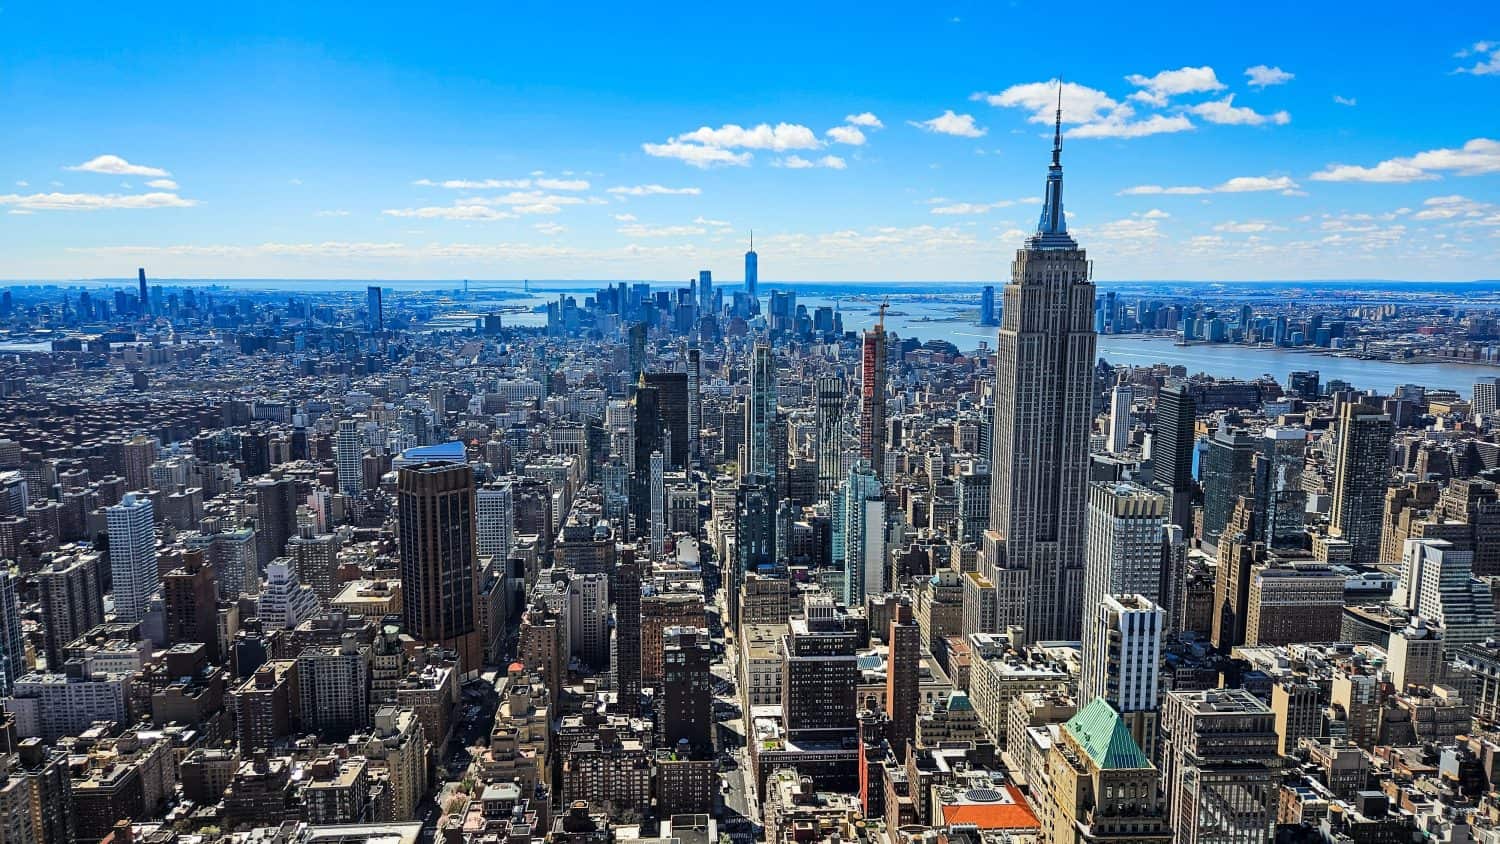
2;0;1498;282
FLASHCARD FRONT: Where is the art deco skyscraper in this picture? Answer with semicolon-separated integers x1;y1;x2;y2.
398;462;481;672
986;95;1097;643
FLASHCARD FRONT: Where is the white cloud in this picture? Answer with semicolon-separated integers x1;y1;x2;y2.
844;112;884;128
1118;175;1297;195
676;123;821;151
1068;113;1195;139
826;125;867;146
1213;220;1286;233
617;223;707;237
693;216;730;226
0;191;196;211
145;178;179;190
1244;65;1294;88
818;155;847;169
66;154;170;177
1141;209;1171;219
613;213;637;222
929;199;1024;215
412;177;589;190
1188;95;1290;126
381;204;515;221
1333;95;1358;106
642;141;753;168
909;110;987;137
288;178;303;186
973;80;1120;124
1311;138;1500;182
1455;42;1500;75
14;181;27;188
315;209;350;217
1124;66;1225;106
1410;195;1494;221
534;221;567;235
606;184;702;196
774;155;847;169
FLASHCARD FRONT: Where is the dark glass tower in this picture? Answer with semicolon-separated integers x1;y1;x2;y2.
986;93;1097;643
398;462;481;672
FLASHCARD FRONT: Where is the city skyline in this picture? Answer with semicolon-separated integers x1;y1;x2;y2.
2;1;1498;281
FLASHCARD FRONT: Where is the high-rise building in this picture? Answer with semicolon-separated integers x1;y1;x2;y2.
476;480;515;564
1255;427;1307;550
38;552;104;667
287;524;341;603
336;417;364;497
979;284;996;326
886;601;920;761
782;596;860;741
661;626;713;755
745;343;776;479
697;270;713;312
1475;377;1500;419
834;461;884;607
162;549;219;661
253;476;298;568
630;380;662;536
986;102;1097;643
615;550;642;702
1151;384;1197;530
1081;594;1164;757
1201;424;1257;550
107;492;158;624
397;463;481;672
686;347;702;462
1084;481;1168;615
259;559;320;631
367;286;383;333
644;372;689;471
649;451;666;557
1396;538;1497;654
1107;382;1133;454
1160;689;1279;844
0;569;24;696
138;267;150;315
1045;697;1172;844
1330;404;1395;566
567;572;610;672
859;322;887;479
745;232;758;298
816;375;846;504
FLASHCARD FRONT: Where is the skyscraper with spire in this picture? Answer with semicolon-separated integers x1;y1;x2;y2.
744;231;758;298
985;91;1098;643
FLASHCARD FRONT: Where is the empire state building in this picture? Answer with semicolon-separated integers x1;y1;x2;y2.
984;94;1098;643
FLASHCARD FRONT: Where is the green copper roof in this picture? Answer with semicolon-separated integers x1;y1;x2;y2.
1065;698;1152;770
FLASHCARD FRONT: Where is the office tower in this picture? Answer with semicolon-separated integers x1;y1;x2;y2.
336;417;364;497
835;460;885;607
1330;404;1395;565
1045;697;1172;844
38;553;104;667
782;596;860;741
1288;370;1321;398
367;285;383;333
686;347;702;461
1160;689;1279;844
886;601;920;761
979;284;996;326
567;572;610;671
1201;424;1256;549
1388;617;1444;692
1475;377;1500;419
107;492;158;623
986;103;1097;643
816;375;846;503
745;343;776;479
697;269;713;312
254;476;298;568
745;232;758;298
661;626;713;754
1396;538;1496;654
1081;595;1164;757
644;371;689;471
0;570;23;696
1107;382;1133;454
859;321;887;478
1255;427;1307;550
259;559;320;630
1151;384;1197;530
138;267;149;315
397;462;481;672
630;379;662;536
615;550;642;701
476;479;515;564
163;550;219;661
1084;481;1168;615
649;451;666;557
1244;564;1345;646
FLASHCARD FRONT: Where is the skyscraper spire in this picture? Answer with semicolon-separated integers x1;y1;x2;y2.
1030;81;1076;250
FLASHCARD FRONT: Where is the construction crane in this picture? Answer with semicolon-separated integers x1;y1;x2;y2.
877;298;889;331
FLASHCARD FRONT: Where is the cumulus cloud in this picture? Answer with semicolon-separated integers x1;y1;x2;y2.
908;111;987;137
1454;42;1500;75
644;122;829;167
1118;175;1298;195
1124;66;1225;106
617;222;708;237
774;155;847;169
66;154;171;177
534;221;567;235
1066;113;1194;139
1311;138;1500;182
973;80;1120;124
0;191;197;211
606;184;702;196
145;178;179;190
642;141;753;168
1213;220;1287;233
844;112;884;128
381;204;516;221
1244;65;1294;87
1188;95;1291;126
826;125;867;146
413;177;590;190
929;198;1025;215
